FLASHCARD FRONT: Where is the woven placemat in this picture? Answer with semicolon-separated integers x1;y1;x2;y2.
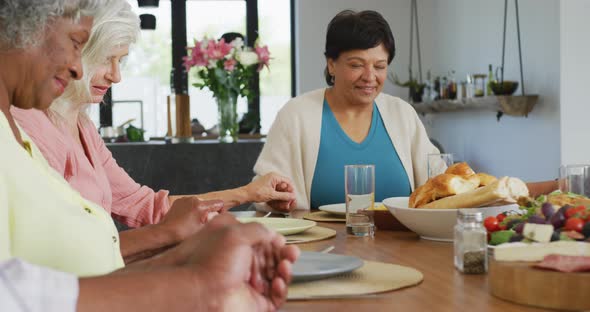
288;261;423;299
286;226;337;244
303;211;346;222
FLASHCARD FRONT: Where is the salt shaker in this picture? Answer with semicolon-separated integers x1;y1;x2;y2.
454;210;488;274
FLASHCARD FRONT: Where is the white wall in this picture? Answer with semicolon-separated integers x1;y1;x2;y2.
424;0;560;181
295;0;435;97
296;0;561;181
560;0;590;165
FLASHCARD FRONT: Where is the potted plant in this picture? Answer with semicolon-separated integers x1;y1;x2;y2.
389;73;426;103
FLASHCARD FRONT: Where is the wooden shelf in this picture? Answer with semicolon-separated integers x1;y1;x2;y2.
411;95;538;118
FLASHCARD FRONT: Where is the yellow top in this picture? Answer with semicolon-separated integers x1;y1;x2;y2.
0;111;124;277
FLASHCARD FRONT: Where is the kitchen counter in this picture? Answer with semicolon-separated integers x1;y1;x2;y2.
106;140;264;197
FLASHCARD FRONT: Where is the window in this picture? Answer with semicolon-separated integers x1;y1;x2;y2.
106;1;171;138
258;0;292;133
185;1;247;131
102;0;293;138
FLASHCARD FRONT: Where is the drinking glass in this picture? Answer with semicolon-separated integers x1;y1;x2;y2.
559;164;590;197
345;164;375;237
428;153;454;178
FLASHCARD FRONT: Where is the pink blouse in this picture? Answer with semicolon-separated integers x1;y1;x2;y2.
11;107;170;228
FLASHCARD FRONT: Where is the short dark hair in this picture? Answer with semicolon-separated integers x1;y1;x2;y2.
323;10;395;86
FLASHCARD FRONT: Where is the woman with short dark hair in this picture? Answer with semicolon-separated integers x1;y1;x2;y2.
323;10;396;85
254;9;439;210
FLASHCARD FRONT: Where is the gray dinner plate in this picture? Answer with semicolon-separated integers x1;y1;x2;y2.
291;252;364;283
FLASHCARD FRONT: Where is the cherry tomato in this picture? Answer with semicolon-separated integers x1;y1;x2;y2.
496;213;506;223
565;206;585;219
565;217;584;233
498;223;507;231
484;216;499;232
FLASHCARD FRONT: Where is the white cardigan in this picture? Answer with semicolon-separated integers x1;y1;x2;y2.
254;88;439;210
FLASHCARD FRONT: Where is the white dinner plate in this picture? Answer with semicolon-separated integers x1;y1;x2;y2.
237;217;316;235
292;251;364;282
318;202;382;216
318;203;346;215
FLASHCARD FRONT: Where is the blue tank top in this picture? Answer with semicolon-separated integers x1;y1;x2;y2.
310;99;411;208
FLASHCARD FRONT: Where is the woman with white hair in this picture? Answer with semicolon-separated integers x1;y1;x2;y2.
0;0;297;310
12;0;296;263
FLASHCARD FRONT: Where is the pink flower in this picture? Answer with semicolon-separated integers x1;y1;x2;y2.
224;58;237;71
182;56;194;72
184;36;272;97
255;45;271;71
183;40;208;71
192;42;208;65
206;39;232;61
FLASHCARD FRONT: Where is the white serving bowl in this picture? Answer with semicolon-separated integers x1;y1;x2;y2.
383;197;522;242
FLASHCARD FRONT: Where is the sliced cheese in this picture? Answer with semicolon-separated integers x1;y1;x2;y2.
522;223;554;243
494;241;590;262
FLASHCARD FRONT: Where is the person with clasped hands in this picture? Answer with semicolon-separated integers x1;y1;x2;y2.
10;0;296;265
254;10;439;211
0;0;298;311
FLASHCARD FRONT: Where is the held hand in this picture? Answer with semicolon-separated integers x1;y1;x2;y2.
243;173;297;212
167;214;299;311
267;180;297;212
158;197;224;242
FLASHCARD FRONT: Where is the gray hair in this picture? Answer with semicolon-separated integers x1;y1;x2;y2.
50;0;139;117
0;0;104;49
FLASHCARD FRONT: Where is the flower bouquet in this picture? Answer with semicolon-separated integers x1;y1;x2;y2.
183;36;270;143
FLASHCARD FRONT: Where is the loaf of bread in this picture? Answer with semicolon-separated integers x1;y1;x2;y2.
408;183;434;208
420;176;529;209
409;162;527;209
445;162;476;177
408;173;480;208
409;162;480;208
444;162;480;187
476;173;498;186
431;173;479;197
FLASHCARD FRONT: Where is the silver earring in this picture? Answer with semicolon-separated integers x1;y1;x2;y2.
331;75;335;84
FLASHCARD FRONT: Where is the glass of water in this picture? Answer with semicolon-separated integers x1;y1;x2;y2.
559;164;590;197
345;164;375;237
428;153;454;178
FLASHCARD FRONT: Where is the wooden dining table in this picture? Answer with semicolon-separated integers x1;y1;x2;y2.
283;211;549;312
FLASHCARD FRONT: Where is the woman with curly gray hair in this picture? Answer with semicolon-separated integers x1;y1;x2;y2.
0;1;297;311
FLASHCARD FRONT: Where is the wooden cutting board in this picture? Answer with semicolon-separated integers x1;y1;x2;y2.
489;259;590;311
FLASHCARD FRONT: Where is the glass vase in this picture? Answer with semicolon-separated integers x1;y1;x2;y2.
216;91;239;143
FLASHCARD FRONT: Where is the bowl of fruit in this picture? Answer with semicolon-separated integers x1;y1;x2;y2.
486;192;590;246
